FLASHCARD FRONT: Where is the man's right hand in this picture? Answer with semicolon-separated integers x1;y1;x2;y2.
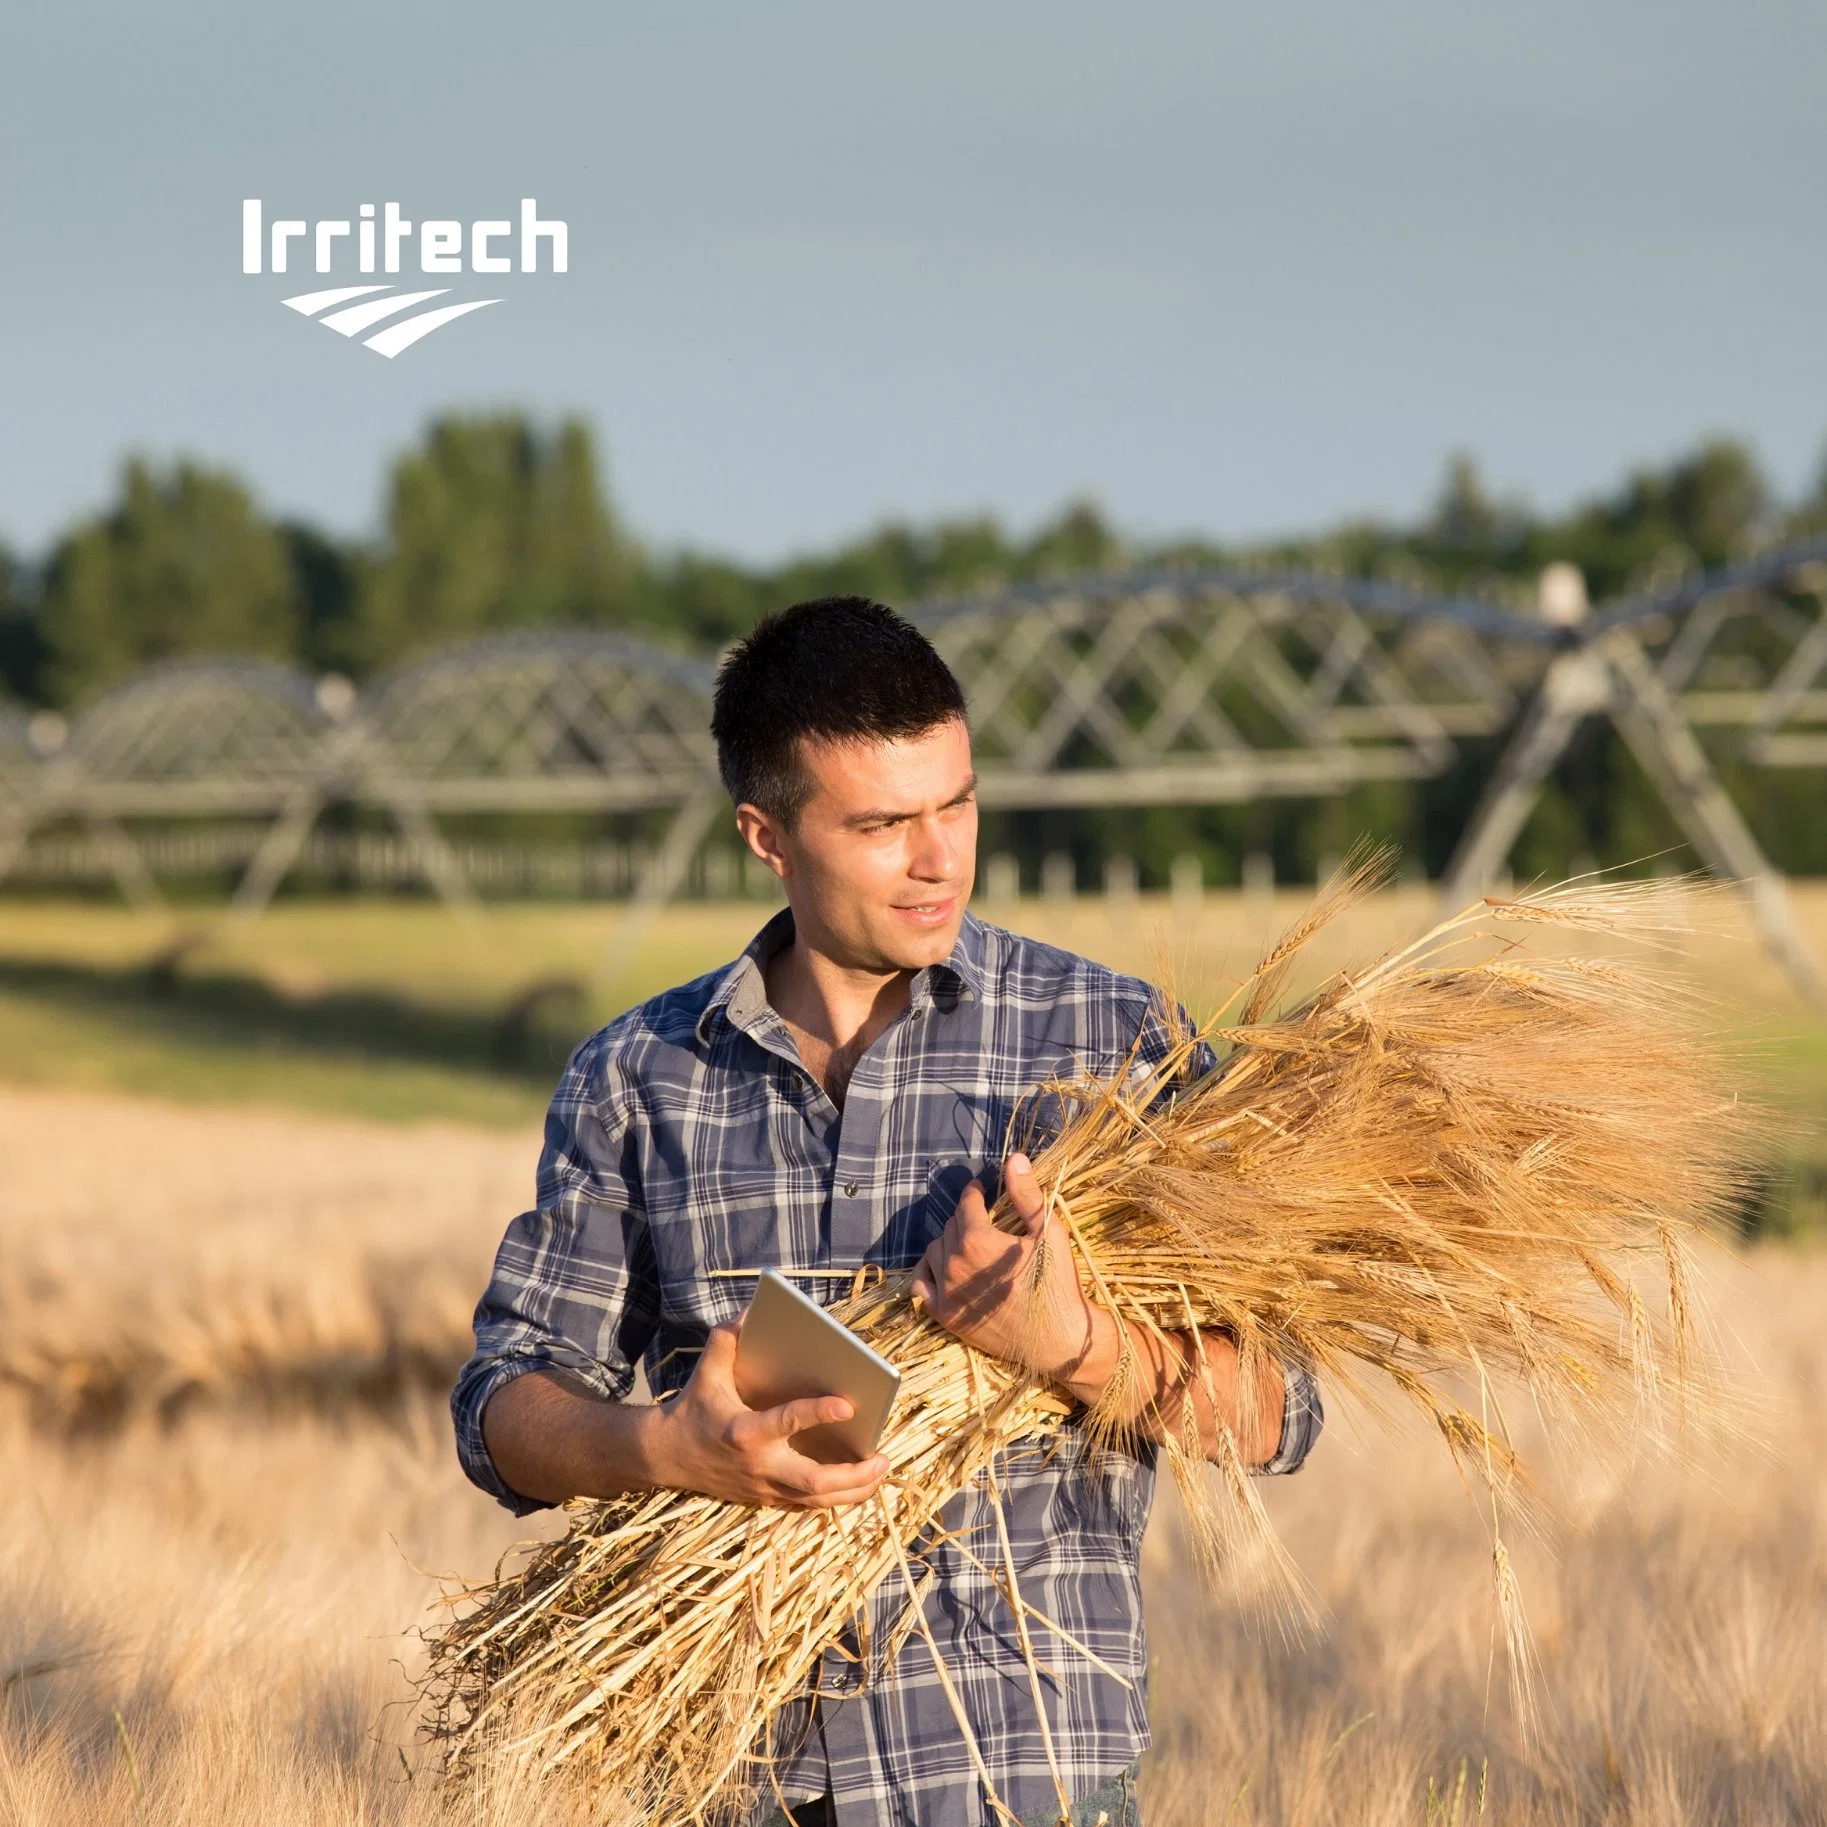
648;1320;891;1510
480;1320;892;1511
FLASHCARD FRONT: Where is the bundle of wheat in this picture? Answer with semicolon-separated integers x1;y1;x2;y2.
421;866;1759;1826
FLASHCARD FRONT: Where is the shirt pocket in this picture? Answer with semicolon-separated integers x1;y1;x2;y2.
647;1167;803;1332
871;1087;1010;1268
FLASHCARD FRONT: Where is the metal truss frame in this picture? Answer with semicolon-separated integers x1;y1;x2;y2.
1442;537;1827;994
0;546;1821;994
917;569;1528;805
0;573;1525;910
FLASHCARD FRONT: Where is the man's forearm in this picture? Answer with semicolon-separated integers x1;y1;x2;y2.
482;1368;673;1506
480;1342;895;1514
1052;1305;1285;1465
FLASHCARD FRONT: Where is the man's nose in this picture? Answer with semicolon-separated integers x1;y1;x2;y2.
908;814;957;880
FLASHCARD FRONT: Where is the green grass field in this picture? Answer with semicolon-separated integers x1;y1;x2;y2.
2;886;1824;1227
0;892;1306;1125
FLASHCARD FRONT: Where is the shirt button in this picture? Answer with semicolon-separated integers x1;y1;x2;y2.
843;1180;859;1197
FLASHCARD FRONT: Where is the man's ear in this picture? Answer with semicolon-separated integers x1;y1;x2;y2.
735;803;790;880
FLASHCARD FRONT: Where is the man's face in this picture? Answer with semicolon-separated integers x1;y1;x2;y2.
744;718;978;974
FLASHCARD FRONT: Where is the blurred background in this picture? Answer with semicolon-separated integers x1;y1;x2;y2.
4;5;1827;1822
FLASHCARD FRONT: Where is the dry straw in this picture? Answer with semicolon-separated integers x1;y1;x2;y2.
421;860;1761;1825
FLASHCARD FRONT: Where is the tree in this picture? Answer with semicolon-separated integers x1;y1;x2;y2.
1533;438;1772;600
355;415;631;672
1023;499;1123;576
282;521;363;679
1791;444;1827;537
38;459;300;706
1660;439;1772;561
1429;452;1501;553
0;544;42;706
623;510;1029;652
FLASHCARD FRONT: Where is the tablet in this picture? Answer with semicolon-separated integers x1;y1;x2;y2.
732;1270;902;1464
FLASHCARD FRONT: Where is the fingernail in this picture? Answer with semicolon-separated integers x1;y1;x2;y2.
1009;1152;1031;1174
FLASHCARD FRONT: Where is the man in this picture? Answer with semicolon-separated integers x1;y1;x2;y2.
453;596;1322;1827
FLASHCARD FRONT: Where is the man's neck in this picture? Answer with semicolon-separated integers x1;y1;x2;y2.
763;930;914;1109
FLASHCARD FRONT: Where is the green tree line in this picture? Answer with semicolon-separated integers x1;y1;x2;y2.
2;415;1825;887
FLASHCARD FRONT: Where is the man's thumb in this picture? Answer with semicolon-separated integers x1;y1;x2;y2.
1004;1151;1047;1235
702;1320;740;1369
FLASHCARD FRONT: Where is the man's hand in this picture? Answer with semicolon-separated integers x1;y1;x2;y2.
909;1152;1098;1381
907;1155;1289;1465
648;1318;891;1510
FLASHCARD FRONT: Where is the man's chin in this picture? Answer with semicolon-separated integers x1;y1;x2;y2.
874;903;966;970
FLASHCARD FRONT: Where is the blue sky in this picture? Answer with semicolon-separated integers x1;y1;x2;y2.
2;2;1823;561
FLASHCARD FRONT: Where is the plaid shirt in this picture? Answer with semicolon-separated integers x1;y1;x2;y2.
453;909;1322;1827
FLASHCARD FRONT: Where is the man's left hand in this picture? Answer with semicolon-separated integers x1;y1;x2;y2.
909;1153;1098;1380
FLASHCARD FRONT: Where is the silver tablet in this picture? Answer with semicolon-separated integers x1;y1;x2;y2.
732;1270;902;1464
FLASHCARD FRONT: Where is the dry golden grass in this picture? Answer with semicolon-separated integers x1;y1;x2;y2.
1;1244;1825;1825
0;883;1822;1826
1140;1242;1827;1826
0;1089;526;1429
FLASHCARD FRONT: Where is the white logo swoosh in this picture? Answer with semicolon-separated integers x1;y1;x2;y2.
363;298;501;358
319;289;450;336
278;285;501;355
282;284;393;316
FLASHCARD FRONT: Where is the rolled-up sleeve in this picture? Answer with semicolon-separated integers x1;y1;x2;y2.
1256;1363;1324;1476
1132;1000;1325;1479
450;1035;661;1514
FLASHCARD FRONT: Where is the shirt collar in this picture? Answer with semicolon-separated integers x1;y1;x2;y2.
694;905;985;1043
694;906;795;1043
923;907;986;1008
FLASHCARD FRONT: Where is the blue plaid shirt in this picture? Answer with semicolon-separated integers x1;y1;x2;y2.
454;909;1322;1827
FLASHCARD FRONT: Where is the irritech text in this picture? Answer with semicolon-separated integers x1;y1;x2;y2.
242;197;566;358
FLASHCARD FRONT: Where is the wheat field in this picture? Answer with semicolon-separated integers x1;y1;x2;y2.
3;889;1827;1824
4;1108;1826;1824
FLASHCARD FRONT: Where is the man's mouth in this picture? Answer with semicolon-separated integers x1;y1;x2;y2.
892;897;956;927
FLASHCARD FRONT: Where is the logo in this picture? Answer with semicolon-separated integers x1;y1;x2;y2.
241;199;567;357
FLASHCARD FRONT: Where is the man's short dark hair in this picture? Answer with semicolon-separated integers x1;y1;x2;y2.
711;596;968;824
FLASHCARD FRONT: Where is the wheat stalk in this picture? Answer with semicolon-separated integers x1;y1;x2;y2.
420;862;1761;1824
